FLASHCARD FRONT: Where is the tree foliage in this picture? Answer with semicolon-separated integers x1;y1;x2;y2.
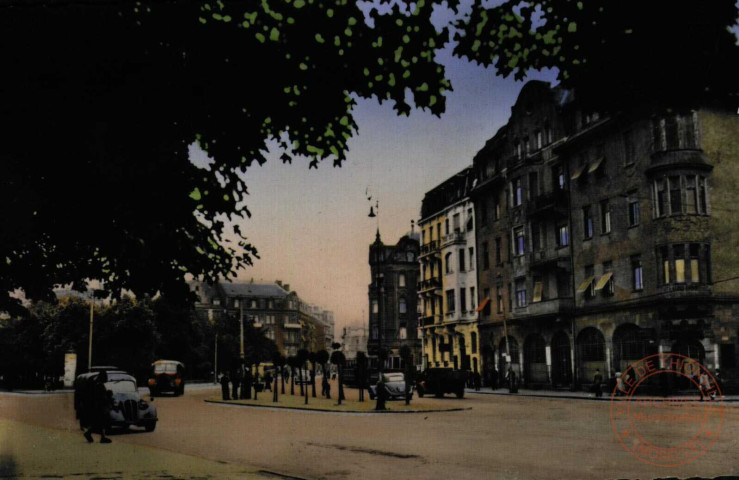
454;0;739;110
0;0;450;315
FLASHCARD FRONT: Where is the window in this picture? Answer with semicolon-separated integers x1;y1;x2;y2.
686;177;697;214
496;287;503;313
557;224;569;247
598;261;614;296
698;177;708;214
554;165;565;190
446;290;455;313
399;298;407;314
515;279;527;308
470;287;476;310
660;246;670;284
459;288;466;312
524;136;530;155
623;130;635;165
536;130;543;150
494;198;501;220
471;332;478;354
515;141;522;159
398;273;406;287
458;249;465;272
467;208;474;231
690;244;700;283
513;178;523;206
665;115;679;149
480;200;487;224
529;172;539;199
445;218;450;235
495;237;502;264
234;298;240;308
628;193;641;226
669;176;682;214
453;213;460;232
656;178;668;217
445;252;453;274
482;242;490;270
372;300;378;314
469;247;474;270
579;265;595;298
631;255;644;291
213;298;221;306
720;344;736;369
600;200;611;234
532;276;543;303
372;327;379;340
399;327;407;340
674;245;685;283
531;222;542;251
514;226;525;256
483;287;491;315
583;206;594;239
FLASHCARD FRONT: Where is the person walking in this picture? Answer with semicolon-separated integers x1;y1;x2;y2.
322;375;331;399
593;369;603;398
264;372;273;392
506;367;518;394
473;371;481;391
231;367;241;400
219;371;231;400
84;371;112;444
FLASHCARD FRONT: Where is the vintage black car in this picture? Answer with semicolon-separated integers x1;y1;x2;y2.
148;360;185;396
368;372;413;400
74;371;158;432
416;368;469;398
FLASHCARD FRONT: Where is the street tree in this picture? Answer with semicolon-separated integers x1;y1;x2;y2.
308;351;318;398
0;0;451;316
297;349;309;405
315;349;330;398
454;0;739;111
273;353;286;401
287;355;297;396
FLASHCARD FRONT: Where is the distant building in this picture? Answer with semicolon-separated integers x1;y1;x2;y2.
367;230;421;369
189;280;329;357
341;325;368;361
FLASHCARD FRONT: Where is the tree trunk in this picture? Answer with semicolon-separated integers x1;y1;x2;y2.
337;365;344;405
290;367;295;395
311;362;317;398
281;366;286;394
303;364;309;405
253;364;259;401
273;373;278;402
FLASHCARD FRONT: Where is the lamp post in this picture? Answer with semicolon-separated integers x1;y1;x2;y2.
239;299;245;361
87;294;94;372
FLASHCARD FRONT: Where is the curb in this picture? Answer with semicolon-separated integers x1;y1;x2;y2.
465;390;739;403
204;399;470;414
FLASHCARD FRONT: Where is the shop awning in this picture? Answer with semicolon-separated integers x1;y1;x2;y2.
594;272;613;291
475;297;491;312
570;164;587;180
576;276;595;293
588;156;605;174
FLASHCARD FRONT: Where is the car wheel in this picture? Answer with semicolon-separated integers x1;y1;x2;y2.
145;423;156;432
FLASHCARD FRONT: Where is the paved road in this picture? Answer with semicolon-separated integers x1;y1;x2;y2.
1;383;738;479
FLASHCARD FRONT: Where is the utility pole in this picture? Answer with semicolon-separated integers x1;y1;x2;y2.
87;295;94;371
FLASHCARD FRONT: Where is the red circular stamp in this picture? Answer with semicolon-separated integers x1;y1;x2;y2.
610;353;724;467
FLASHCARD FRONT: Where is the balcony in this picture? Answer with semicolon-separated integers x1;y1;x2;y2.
527;189;568;218
418;278;442;294
530;250;571;271
441;231;466;247
419;240;440;259
511;297;574;319
420;314;442;327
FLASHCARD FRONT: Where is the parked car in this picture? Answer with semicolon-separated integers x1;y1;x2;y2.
148;360;185;396
368;372;413;400
74;370;158;432
416;368;469;398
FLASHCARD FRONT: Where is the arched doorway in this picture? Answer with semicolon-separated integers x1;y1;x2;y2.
524;334;548;385
498;336;520;382
612;324;657;373
576;327;606;384
551;331;572;387
481;343;495;387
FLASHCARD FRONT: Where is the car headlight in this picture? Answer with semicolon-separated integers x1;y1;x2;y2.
148;378;156;386
138;400;149;409
174;378;181;385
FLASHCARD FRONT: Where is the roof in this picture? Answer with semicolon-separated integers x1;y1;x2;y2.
219;282;289;298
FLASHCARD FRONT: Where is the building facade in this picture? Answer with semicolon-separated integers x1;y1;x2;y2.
341;325;369;361
418;168;480;373
367;231;421;369
190;280;329;357
469;80;739;390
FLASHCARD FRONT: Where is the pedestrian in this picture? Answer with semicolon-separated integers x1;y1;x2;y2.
220;371;231;400
593;369;603;398
699;371;713;401
506;367;518;394
242;367;253;399
473;371;481;391
84;371;112;444
615;371;626;396
231;367;241;400
322;375;331;399
264;372;273;392
491;366;498;390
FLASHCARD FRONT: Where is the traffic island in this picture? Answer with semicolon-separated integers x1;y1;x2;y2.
205;393;470;413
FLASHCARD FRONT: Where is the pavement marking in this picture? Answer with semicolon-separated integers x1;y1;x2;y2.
257;470;311;480
306;442;420;459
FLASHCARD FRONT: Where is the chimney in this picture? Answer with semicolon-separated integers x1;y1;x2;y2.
283;284;290;292
276;280;282;287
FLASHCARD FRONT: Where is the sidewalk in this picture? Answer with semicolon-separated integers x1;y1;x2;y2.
0;419;274;480
465;387;739;403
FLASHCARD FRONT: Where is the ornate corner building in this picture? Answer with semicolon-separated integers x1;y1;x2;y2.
367;230;421;369
420;79;739;391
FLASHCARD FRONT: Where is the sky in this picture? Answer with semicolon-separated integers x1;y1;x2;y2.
188;4;560;336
